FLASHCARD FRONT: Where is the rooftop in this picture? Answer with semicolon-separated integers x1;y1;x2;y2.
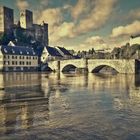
0;45;37;56
46;46;62;57
57;47;72;56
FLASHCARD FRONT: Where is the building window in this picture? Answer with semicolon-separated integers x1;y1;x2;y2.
12;61;14;65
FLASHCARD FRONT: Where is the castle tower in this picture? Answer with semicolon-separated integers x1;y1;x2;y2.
0;6;14;32
20;9;33;29
42;22;49;45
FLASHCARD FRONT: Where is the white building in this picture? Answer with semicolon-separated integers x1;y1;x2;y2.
41;46;62;63
0;45;39;72
129;34;140;46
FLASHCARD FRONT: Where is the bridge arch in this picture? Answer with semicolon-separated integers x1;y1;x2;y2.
62;64;77;73
91;65;119;73
88;60;122;73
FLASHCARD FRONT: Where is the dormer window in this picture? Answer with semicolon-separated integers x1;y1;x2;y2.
33;51;35;55
4;48;7;53
27;51;29;54
12;49;15;53
20;51;22;54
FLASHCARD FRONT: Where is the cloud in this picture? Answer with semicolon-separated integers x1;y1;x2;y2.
129;8;140;20
111;20;140;37
34;0;117;45
50;22;75;42
39;0;49;10
53;0;117;43
16;0;29;10
67;36;109;51
36;8;63;26
85;36;105;45
76;0;117;34
85;36;108;50
71;0;87;20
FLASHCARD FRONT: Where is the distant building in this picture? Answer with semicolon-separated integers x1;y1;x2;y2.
20;9;33;29
33;22;49;45
55;46;73;59
0;45;38;72
130;34;140;46
0;6;14;32
41;46;62;62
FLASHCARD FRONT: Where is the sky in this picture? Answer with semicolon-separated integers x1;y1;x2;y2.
0;0;140;51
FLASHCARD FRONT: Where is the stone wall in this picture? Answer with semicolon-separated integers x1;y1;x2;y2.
48;59;138;74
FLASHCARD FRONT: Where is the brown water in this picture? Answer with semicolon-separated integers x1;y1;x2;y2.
0;72;140;140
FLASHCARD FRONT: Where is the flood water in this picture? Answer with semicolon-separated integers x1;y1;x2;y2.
0;72;140;140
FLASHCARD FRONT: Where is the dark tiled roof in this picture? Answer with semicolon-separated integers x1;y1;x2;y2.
0;46;37;56
46;46;62;57
57;47;72;56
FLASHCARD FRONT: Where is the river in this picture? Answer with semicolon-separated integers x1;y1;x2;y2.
0;72;140;140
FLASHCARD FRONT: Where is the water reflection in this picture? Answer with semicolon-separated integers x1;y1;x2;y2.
0;72;139;139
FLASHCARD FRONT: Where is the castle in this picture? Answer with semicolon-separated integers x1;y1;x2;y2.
0;6;74;72
0;6;49;46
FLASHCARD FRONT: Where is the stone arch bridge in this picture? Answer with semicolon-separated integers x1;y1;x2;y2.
47;59;140;74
